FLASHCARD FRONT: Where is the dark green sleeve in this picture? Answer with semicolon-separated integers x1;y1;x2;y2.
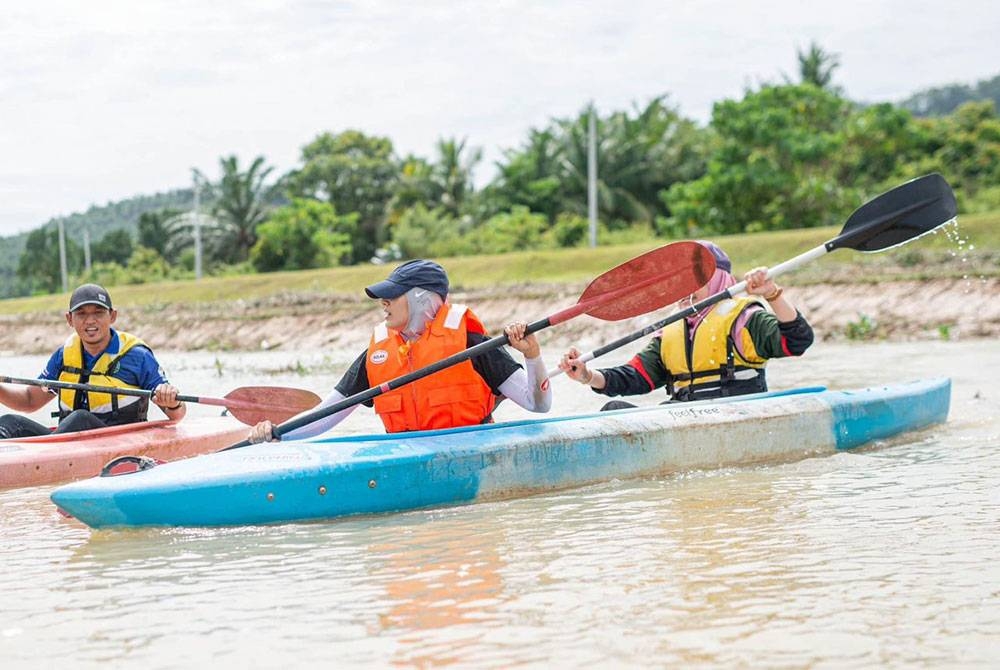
596;336;672;397
744;310;815;359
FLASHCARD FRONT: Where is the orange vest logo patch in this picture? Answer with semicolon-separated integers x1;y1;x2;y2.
370;349;389;364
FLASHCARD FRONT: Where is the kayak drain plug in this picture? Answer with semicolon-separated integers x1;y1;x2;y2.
369;480;377;489
267;492;275;501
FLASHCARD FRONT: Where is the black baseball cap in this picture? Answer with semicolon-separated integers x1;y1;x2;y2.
365;260;450;300
69;283;113;312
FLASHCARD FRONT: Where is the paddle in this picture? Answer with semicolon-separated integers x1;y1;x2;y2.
548;172;958;378
0;376;321;426
219;240;717;450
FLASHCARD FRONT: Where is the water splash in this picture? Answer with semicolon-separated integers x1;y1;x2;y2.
940;219;985;291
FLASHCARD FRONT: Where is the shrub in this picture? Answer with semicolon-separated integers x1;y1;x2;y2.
251;199;356;272
467;206;548;253
845;313;878;340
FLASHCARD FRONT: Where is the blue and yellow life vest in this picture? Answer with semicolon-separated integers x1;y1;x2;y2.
57;330;150;425
659;297;768;401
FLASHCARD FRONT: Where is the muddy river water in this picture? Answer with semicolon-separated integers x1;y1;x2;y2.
1;339;998;668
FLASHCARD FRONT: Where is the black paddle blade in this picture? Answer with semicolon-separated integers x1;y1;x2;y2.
580;241;716;321
831;173;957;253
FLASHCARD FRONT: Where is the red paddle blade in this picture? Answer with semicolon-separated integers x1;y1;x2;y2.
222;387;322;425
580;241;716;321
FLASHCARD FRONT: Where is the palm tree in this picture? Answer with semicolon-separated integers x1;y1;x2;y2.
433;137;482;217
798;41;840;89
491;128;565;222
558;97;699;227
194;155;277;263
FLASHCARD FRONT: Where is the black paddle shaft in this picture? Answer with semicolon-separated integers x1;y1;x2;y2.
266;317;549;441
0;375;215;404
225;241;717;449
586;293;732;362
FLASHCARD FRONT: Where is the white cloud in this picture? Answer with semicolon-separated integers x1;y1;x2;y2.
1;0;997;236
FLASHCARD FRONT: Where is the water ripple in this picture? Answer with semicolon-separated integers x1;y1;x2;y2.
2;342;1000;668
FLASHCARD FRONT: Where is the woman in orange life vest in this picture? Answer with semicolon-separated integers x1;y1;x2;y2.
0;283;185;439
247;259;551;442
558;241;814;407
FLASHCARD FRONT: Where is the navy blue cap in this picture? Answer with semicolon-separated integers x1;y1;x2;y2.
69;283;113;311
696;240;731;273
365;260;450;300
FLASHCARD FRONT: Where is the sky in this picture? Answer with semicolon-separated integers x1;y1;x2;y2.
1;0;997;238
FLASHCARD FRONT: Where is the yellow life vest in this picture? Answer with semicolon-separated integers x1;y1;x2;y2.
57;330;150;424
659;297;768;401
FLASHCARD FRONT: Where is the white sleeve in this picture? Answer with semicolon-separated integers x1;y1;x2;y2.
496;356;552;413
281;389;358;441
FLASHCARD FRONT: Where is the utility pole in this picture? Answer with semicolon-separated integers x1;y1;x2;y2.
587;103;598;248
192;174;203;280
83;227;91;272
57;218;68;292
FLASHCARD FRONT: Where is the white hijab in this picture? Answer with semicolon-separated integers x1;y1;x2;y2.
400;287;445;341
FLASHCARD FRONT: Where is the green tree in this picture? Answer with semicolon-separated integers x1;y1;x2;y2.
137;208;183;262
250;199;357;272
433;137;482;217
91;229;135;266
557;98;709;228
124;247;172;283
488;128;565;222
662;84;852;235
286;130;398;263
835;103;931;189
16;227;83;293
797;41;840;89
195;155;278;264
388;155;445;223
467;207;548;253
919;100;1000;210
78;262;128;288
391;205;467;258
546;212;589;247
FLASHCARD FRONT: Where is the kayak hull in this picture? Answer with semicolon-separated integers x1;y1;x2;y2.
50;379;951;528
1;416;249;490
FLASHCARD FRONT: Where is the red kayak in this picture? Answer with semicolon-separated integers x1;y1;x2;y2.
0;416;248;490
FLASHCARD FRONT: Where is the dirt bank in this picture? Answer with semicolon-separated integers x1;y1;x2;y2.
1;278;997;356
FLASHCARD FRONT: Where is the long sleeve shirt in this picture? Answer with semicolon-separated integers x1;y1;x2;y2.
596;310;814;398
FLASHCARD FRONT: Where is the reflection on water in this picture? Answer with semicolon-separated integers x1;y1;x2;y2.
1;340;999;668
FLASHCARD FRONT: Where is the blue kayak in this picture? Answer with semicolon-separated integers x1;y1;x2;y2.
51;378;950;529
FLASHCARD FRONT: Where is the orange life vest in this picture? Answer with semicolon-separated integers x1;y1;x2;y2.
365;304;496;433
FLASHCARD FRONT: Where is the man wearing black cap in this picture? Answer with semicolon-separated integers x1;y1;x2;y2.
248;259;551;442
0;283;186;439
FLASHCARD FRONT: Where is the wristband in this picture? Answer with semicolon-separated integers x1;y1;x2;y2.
764;286;784;302
165;402;183;411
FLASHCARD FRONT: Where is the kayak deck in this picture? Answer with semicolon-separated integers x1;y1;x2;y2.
1;416;249;490
50;379;951;528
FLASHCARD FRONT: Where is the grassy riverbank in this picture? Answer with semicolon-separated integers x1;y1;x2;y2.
1;213;997;355
0;212;997;317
